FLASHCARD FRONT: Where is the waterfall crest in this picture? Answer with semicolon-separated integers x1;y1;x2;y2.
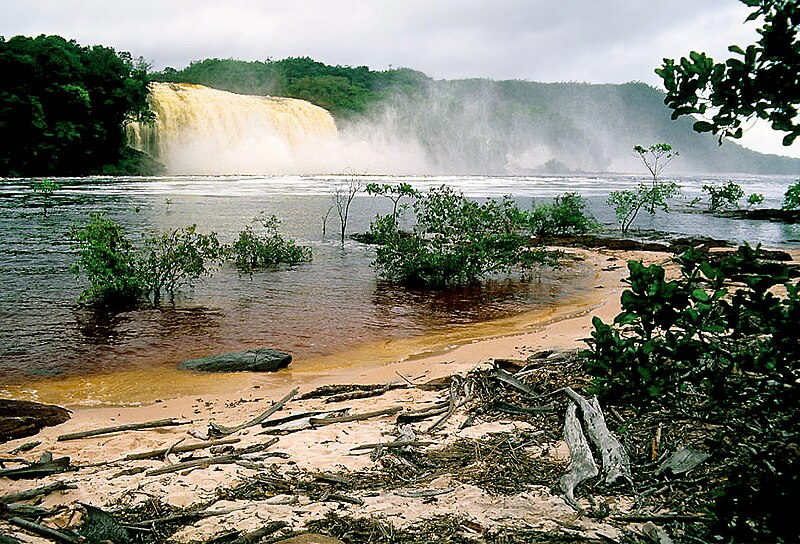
127;83;339;174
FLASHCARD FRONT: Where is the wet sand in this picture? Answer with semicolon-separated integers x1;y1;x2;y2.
0;247;661;542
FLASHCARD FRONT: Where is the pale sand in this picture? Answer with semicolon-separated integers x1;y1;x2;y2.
0;248;667;542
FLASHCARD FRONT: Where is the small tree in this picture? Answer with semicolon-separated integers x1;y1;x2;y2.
784;180;800;210
30;179;61;216
138;226;225;304
607;143;680;233
529;192;598;237
70;212;143;308
365;182;419;223
230;213;312;275
703;181;745;211
331;179;363;245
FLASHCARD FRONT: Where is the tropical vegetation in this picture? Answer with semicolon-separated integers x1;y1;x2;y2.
0;34;155;176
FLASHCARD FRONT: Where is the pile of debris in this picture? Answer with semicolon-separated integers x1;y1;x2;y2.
1;350;715;543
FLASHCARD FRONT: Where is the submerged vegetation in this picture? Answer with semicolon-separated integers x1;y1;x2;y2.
365;185;596;286
70;212;311;308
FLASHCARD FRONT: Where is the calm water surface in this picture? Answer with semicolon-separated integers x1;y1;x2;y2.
1;174;798;386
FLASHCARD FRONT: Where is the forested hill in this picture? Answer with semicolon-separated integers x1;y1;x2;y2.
153;57;800;175
0;35;158;177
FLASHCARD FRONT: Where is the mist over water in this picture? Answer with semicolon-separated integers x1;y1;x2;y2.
129;81;800;177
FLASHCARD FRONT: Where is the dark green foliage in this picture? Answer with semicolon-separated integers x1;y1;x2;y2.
369;185;561;286
0;34;154;176
657;0;800;147
138;225;225;304
702;180;745;211
783;179;800;209
230;214;312;275
529;192;598;237
69;212;144;308
583;245;800;541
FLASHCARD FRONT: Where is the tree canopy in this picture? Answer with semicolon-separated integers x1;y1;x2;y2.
152;57;430;119
0;34;154;176
656;0;799;146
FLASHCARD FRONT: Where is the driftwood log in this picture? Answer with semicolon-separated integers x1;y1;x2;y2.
57;418;190;441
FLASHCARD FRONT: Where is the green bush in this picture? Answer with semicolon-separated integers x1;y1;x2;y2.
139;225;225;303
230;214;312;275
369;185;560;286
582;245;799;542
783;180;800;210
529;192;597;237
69;212;144;308
702;180;744;211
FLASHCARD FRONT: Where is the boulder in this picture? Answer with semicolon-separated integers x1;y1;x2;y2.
0;399;71;442
178;348;292;373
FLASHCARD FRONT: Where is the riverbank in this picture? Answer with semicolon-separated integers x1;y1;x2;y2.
1;246;661;543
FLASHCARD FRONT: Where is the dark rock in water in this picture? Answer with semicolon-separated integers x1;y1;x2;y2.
178;348;292;373
0;399;71;443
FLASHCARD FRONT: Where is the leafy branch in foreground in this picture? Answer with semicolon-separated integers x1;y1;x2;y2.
656;0;800;146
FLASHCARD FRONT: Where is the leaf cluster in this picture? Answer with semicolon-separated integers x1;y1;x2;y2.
783;179;800;210
70;212;311;308
656;0;800;146
367;185;574;287
582;243;800;541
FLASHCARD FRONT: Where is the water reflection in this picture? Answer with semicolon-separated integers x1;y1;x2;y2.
1;174;797;386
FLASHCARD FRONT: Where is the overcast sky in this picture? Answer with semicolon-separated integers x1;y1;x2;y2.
1;0;797;158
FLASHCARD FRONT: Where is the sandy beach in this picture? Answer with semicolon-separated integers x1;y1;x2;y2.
0;247;675;542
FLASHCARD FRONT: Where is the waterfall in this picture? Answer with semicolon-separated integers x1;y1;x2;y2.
127;83;339;175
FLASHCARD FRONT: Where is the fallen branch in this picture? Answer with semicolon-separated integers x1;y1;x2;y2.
396;402;449;424
57;419;190;441
124;438;240;461
490;367;540;398
8;517;78;544
209;388;298;437
427;377;466;433
205;521;289;544
350;440;434;452
0;454;72;480
309;406;402;427
395;487;455;498
0;480;76;504
145;438;279;477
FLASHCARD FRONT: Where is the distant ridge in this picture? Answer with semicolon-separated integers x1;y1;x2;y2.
153;58;800;176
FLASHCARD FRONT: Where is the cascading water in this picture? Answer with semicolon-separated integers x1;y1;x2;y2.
127;83;339;174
